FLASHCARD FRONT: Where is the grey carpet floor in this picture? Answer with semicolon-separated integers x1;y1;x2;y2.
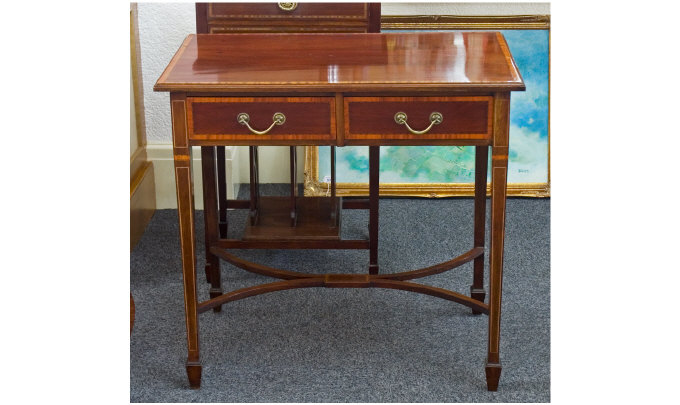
130;187;550;402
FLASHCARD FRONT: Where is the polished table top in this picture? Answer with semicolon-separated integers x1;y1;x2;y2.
155;32;525;93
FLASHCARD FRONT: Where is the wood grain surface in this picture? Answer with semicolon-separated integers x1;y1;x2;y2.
187;97;335;143
155;32;525;93
344;96;492;143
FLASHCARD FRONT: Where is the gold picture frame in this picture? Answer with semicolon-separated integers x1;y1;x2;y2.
303;15;550;198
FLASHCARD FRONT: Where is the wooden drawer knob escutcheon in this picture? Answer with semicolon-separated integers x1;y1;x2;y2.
394;111;443;135
237;112;286;135
278;3;298;12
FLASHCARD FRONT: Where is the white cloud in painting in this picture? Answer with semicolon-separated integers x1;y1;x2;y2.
508;124;548;183
511;79;548;121
333;146;370;183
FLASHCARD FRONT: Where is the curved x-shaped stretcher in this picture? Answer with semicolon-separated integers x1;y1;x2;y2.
197;247;488;315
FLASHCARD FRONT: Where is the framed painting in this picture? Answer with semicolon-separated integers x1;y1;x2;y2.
304;15;550;197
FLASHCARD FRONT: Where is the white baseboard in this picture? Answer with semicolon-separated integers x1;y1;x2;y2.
146;144;241;209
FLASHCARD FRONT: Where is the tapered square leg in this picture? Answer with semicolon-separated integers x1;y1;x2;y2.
201;147;218;285
486;92;511;391
485;361;502;391
201;146;223;312
171;94;202;390
249;146;260;225
289;146;297;226
186;361;202;389
216;146;228;238
470;287;486;315
471;145;489;314
330;145;337;225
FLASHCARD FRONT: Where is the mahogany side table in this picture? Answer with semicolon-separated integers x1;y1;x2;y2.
154;32;525;391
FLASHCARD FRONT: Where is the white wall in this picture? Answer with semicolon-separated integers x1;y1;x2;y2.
135;2;549;207
137;3;239;208
138;3;195;145
130;65;138;158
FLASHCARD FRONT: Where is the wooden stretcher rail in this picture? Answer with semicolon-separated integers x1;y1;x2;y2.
213;239;370;250
373;247;484;281
200;246;488;314
209;246;481;281
197;277;489;314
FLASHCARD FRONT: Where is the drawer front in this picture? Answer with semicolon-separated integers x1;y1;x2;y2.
207;3;368;33
187;97;336;144
344;97;493;144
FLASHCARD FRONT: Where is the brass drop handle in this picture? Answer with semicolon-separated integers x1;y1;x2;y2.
394;112;443;135
237;112;286;135
278;3;298;11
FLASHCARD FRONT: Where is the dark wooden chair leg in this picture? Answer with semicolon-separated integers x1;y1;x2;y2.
330;146;336;199
249;146;260;225
130;293;135;334
330;146;337;225
254;146;260;203
368;146;379;275
289;146;297;226
201;146;223;313
471;145;488;314
216;146;228;238
486;93;510;391
199;148;216;285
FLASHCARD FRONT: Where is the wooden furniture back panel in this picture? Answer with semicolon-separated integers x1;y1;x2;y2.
196;3;380;34
187;97;335;144
209;3;367;19
345;96;493;143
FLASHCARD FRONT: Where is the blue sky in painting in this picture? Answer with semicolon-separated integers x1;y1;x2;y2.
501;30;549;181
319;30;550;184
502;30;549;141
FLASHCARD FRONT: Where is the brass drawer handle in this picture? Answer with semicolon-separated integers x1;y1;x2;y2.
237;112;286;135
278;3;298;11
394;112;443;135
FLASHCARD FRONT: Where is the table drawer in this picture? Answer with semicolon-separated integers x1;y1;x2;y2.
187;97;336;144
206;3;368;33
344;97;493;144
